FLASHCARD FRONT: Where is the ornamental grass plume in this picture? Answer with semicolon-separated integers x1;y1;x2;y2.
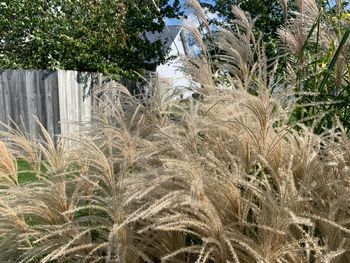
1;1;350;262
0;141;18;187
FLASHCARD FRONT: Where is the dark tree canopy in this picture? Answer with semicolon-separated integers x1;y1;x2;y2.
200;0;284;58
202;0;284;37
0;0;182;78
200;0;348;58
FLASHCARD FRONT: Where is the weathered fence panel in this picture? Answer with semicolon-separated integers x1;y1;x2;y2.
0;70;95;141
57;70;92;136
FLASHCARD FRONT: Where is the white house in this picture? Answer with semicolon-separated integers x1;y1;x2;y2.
145;26;196;100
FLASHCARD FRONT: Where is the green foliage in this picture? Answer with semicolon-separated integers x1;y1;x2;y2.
201;0;284;57
0;0;182;78
279;1;350;131
202;0;283;35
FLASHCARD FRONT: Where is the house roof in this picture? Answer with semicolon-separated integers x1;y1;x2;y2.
145;25;182;50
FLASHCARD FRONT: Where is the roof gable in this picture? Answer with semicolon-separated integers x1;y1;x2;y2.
145;25;182;51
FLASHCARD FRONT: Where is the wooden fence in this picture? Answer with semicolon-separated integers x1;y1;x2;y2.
0;70;96;141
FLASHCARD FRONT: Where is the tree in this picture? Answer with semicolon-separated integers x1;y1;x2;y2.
200;1;349;58
0;0;182;78
200;0;284;57
202;0;283;35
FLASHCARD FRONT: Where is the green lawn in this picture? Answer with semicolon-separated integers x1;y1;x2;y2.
17;159;37;185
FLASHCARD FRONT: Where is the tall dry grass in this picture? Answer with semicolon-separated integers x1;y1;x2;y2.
1;0;350;262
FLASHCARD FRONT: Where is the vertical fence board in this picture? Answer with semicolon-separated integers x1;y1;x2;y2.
8;71;17;128
0;73;5;131
19;71;29;133
33;71;41;129
25;71;36;137
4;72;12;128
72;71;79;134
39;71;48;133
67;72;73;134
58;70;68;136
51;71;61;138
44;71;55;141
73;71;80;133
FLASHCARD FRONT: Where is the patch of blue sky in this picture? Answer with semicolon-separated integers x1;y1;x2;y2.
324;0;350;10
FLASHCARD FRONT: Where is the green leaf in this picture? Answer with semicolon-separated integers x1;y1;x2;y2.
318;28;350;93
